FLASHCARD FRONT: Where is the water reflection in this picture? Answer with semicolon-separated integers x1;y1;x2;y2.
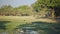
0;31;8;34
0;21;60;34
25;30;39;34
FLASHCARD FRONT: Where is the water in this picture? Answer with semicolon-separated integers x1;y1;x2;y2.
0;32;8;34
25;30;39;34
0;22;60;34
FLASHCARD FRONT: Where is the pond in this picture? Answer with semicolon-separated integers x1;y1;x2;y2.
0;21;60;34
24;30;39;34
17;22;60;34
0;31;8;34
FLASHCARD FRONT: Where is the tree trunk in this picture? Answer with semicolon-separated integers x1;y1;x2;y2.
51;8;55;19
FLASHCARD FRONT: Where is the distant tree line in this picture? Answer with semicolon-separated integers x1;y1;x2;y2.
0;5;34;16
0;0;60;19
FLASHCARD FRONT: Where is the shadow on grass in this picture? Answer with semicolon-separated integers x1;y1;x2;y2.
0;21;10;30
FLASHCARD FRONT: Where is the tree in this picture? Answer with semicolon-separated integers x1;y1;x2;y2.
0;5;33;16
32;0;60;18
0;5;13;16
14;5;33;16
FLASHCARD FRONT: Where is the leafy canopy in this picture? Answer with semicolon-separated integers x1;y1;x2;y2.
34;0;60;8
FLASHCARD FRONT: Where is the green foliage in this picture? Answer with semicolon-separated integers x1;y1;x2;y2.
0;0;60;16
0;5;33;16
0;5;13;16
33;0;60;8
15;5;33;15
32;0;60;17
33;0;60;12
0;5;12;12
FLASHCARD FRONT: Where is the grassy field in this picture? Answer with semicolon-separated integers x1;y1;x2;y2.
0;16;57;34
